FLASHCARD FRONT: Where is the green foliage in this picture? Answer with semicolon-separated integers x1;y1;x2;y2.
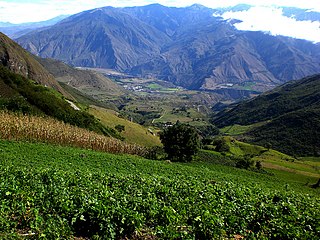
248;108;320;156
213;75;320;127
0;95;41;115
0;140;319;239
201;137;213;146
195;124;220;138
115;124;125;133
213;75;320;156
212;137;230;152
194;150;236;167
0;65;122;139
235;155;255;169
144;146;167;160
160;122;200;162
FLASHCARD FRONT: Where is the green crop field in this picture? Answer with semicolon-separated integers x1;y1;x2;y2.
0;140;319;239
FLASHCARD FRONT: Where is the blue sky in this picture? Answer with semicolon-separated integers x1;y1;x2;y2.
0;0;319;42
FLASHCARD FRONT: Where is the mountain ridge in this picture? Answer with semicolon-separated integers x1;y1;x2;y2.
0;32;72;98
212;74;320;156
16;4;320;91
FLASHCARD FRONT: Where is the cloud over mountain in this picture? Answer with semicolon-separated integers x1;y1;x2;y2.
221;6;320;42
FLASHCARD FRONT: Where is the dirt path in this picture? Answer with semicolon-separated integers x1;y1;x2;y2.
66;100;80;111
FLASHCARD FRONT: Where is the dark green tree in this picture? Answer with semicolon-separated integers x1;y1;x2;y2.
115;124;125;133
160;122;200;162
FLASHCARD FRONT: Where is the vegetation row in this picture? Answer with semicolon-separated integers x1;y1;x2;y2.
0;141;319;239
0;111;146;156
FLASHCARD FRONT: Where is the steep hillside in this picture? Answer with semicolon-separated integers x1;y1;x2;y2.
0;65;121;139
17;7;170;71
0;33;70;97
89;106;161;147
16;4;320;91
212;74;320;156
247;107;320;156
38;58;126;100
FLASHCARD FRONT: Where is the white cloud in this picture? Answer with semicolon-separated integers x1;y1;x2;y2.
222;6;320;43
203;0;320;12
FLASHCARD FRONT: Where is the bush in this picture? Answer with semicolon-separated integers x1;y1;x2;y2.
160;122;200;162
235;155;255;169
115;125;125;133
212;137;230;152
202;137;213;146
144;146;167;160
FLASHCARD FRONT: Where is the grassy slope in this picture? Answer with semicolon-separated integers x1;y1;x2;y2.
89;106;161;147
207;137;320;179
220;123;264;136
0;140;319;239
213;74;320;127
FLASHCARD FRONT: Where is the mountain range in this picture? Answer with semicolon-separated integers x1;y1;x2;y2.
16;4;320;91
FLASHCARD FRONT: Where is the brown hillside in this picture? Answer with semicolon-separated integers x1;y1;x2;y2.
0;32;72;99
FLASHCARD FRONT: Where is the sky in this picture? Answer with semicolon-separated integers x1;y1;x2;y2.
0;0;320;42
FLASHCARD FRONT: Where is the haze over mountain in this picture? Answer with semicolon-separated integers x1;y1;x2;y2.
17;4;320;91
0;15;69;39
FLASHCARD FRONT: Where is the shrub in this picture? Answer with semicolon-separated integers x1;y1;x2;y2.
212;137;230;152
115;125;125;133
144;146;167;160
235;155;255;169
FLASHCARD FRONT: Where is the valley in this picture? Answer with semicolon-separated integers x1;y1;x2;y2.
0;2;320;239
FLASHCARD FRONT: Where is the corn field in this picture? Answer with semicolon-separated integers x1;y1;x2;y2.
0;111;147;156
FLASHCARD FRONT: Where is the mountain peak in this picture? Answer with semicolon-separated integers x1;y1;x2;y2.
188;4;209;10
145;3;166;8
